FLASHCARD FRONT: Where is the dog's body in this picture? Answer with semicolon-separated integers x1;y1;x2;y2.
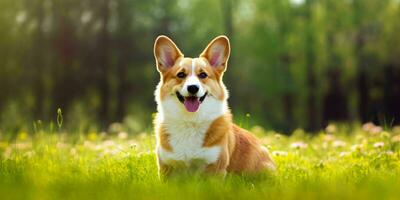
153;35;275;177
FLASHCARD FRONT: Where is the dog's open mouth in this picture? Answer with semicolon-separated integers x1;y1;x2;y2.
176;92;207;112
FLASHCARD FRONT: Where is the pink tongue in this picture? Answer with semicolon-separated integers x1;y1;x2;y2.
183;97;200;112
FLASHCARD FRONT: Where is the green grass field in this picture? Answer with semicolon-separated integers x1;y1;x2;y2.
1;123;400;200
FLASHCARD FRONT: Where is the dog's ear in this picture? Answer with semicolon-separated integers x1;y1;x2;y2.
154;35;183;73
200;35;230;72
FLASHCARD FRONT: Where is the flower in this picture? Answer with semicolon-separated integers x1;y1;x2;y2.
102;148;120;156
384;150;394;156
393;126;400;134
362;122;375;132
272;151;288;156
290;141;308;149
370;126;383;135
392;135;400;143
118;132;128;140
70;148;77;155
108;122;124;134
339;151;351;157
362;122;382;135
373;142;384;148
332;140;347;148
83;140;95;149
103;140;115;147
322;142;329;149
323;134;335;142
325;124;337;134
351;144;363;151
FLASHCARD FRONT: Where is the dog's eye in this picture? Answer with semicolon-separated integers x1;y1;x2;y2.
177;72;186;79
198;72;208;79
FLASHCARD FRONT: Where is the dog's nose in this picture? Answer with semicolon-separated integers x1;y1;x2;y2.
187;85;199;95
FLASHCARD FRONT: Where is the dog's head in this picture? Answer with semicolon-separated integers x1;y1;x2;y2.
154;35;230;113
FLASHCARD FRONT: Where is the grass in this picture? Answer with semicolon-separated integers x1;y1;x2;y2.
1;123;400;200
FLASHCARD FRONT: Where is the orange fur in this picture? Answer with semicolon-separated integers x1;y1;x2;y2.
202;113;275;173
158;124;173;152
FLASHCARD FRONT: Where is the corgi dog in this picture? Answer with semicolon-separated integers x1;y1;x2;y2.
153;35;275;177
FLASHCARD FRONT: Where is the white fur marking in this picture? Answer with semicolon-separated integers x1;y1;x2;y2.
180;59;206;97
192;59;195;74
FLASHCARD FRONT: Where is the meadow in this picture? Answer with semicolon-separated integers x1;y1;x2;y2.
1;122;400;200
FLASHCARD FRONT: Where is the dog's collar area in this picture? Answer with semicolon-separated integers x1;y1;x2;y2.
175;92;208;103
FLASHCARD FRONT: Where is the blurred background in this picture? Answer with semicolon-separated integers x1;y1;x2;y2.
0;0;399;134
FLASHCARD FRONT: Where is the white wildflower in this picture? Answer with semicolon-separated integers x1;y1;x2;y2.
351;144;363;151
332;140;347;148
290;141;308;149
325;124;337;134
118;131;128;140
392;135;400;143
272;151;288;156
373;142;384;148
339;151;351;157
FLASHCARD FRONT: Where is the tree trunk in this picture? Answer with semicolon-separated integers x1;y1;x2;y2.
98;0;111;128
323;69;348;126
32;0;45;120
383;64;400;125
220;0;239;109
305;0;318;132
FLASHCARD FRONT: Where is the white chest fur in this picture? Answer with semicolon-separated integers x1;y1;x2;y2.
158;120;221;167
156;94;228;167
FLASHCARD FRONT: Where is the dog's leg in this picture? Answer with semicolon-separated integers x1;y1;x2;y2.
157;152;173;180
204;148;229;177
158;161;173;180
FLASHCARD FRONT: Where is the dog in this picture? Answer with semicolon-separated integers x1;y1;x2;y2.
153;35;275;177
